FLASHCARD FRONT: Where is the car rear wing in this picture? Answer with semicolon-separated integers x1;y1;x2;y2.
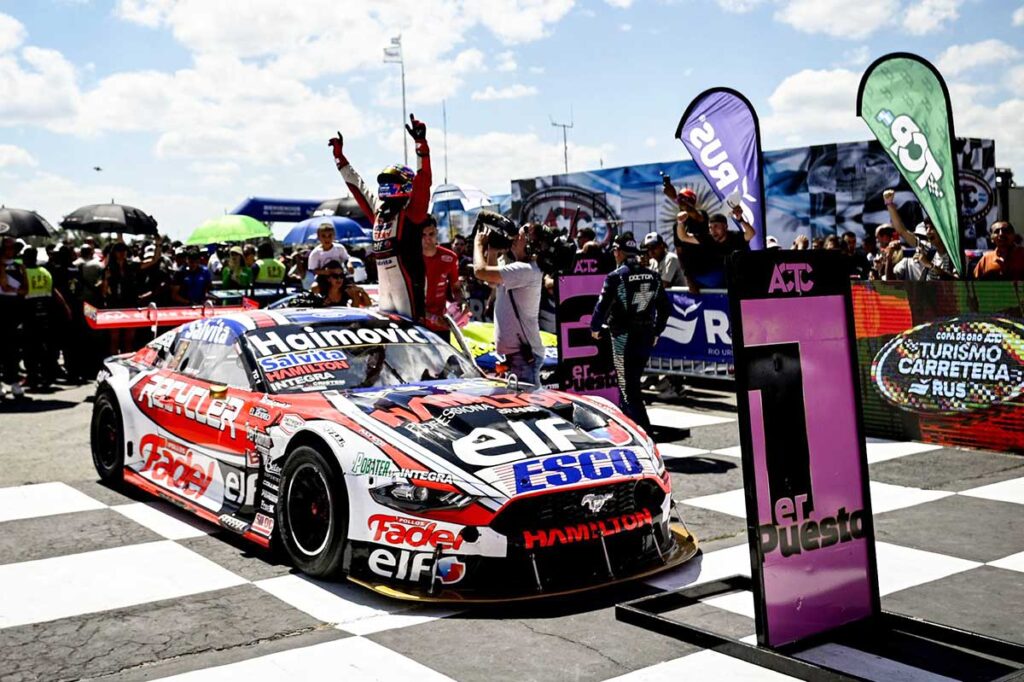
84;298;259;332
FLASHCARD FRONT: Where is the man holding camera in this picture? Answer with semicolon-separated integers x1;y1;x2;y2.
591;233;670;432
472;212;544;385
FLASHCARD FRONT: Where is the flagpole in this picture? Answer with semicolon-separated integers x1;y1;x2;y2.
383;35;408;165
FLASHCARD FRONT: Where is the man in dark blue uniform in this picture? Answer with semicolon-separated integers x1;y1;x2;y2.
590;233;670;432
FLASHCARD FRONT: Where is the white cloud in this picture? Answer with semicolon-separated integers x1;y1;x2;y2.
840;46;870;68
470;83;538;101
951;93;1024;179
775;0;888;40
604;0;633;7
715;0;765;11
619;23;632;31
495;51;517;72
445;130;611;193
0;144;36;168
936;39;1021;78
1006;64;1024;92
0;12;26;52
762;68;864;147
1013;5;1024;26
6;170;222;239
903;0;963;35
0;47;80;125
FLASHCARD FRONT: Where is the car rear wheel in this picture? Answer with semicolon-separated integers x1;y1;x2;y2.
277;446;348;578
90;391;124;484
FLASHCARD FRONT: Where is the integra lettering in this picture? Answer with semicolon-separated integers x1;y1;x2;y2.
759;494;867;559
248;324;428;357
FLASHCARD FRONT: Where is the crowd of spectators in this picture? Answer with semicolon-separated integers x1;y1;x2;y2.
0;221;374;399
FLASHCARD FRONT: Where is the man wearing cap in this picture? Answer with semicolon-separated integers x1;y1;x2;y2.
171;248;212;305
883;189;957;280
642;232;685;288
591;233;670;432
674;205;755;290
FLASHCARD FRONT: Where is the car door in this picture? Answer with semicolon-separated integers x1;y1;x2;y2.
128;319;260;515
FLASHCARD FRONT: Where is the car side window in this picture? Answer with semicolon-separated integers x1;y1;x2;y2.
165;320;252;389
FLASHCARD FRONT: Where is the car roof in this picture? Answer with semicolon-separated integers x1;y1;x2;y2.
215;307;416;330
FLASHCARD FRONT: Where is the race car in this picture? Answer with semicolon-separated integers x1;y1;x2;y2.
90;308;697;601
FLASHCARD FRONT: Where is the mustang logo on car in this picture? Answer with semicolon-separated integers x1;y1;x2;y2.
581;492;614;514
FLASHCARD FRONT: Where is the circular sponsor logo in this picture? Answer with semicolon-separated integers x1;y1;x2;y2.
871;316;1024;414
958;170;993;223
519;186;618;245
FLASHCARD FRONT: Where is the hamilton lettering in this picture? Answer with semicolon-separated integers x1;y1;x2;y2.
523;509;654;549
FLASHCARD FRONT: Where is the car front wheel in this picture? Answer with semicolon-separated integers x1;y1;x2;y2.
90;390;125;484
277;446;348;578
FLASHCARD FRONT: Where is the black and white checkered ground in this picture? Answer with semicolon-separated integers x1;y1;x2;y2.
1;393;1022;681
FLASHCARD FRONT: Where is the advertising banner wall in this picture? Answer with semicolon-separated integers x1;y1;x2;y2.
652;290;733;364
511;138;995;252
555;271;620;405
728;250;879;648
858;53;964;273
677;88;767;249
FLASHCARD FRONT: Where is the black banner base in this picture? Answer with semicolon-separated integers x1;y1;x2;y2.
616;576;1024;682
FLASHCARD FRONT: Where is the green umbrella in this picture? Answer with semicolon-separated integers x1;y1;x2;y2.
185;215;271;245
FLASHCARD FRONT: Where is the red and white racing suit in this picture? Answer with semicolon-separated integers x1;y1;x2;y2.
423;245;460;331
338;142;431;319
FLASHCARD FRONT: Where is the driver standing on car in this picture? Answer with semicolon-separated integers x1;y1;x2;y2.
329;115;431;321
591;233;670;432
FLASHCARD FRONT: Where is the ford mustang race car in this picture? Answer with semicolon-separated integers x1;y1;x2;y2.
90;308;697;601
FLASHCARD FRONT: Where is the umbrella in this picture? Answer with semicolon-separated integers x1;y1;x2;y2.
186;215;271;245
281;216;368;246
312;197;369;228
61;202;158;235
0;207;58;239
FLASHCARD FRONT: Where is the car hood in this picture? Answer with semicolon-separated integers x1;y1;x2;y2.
340;379;645;474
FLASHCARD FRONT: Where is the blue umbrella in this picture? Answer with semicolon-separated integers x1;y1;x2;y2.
282;216;368;246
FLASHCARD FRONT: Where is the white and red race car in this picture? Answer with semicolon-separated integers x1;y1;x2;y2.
91;308;698;601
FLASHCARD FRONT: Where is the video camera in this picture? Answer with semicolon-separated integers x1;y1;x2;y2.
528;223;576;276
472;210;519;250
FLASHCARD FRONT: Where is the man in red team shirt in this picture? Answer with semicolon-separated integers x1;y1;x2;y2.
422;218;463;331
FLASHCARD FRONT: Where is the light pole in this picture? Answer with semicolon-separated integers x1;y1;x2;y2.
383;35;408;166
550;111;573;175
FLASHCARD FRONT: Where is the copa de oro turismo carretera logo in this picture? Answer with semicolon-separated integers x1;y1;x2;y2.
871;316;1024;413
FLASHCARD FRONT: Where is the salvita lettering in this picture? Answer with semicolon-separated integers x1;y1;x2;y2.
876;110;944;198
768;262;814;294
758;495;866;559
258;349;348;371
181;319;237;345
248;324;428;357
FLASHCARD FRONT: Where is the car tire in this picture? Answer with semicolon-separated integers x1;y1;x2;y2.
90;390;125;484
277;446;348;578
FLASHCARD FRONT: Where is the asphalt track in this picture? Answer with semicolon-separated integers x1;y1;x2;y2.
1;383;1023;681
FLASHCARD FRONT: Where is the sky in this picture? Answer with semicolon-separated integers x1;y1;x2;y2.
1;0;1022;240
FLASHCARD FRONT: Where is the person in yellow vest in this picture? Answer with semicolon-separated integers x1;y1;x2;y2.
21;247;59;389
251;241;285;287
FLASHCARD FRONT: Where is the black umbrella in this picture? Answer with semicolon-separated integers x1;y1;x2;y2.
0;207;58;239
313;197;369;228
60;202;158;235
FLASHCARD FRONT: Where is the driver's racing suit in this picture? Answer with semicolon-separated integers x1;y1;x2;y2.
337;141;431;320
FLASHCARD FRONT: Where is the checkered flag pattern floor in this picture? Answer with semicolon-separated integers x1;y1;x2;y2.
1;405;1022;681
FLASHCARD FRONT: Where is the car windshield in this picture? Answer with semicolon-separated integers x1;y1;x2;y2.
244;319;482;394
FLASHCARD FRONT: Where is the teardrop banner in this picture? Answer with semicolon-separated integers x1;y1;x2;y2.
857;52;964;275
676;87;767;250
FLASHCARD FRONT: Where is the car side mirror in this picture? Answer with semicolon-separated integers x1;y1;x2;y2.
209;384;228;400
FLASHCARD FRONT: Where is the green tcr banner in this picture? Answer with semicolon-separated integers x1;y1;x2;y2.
857;53;963;275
